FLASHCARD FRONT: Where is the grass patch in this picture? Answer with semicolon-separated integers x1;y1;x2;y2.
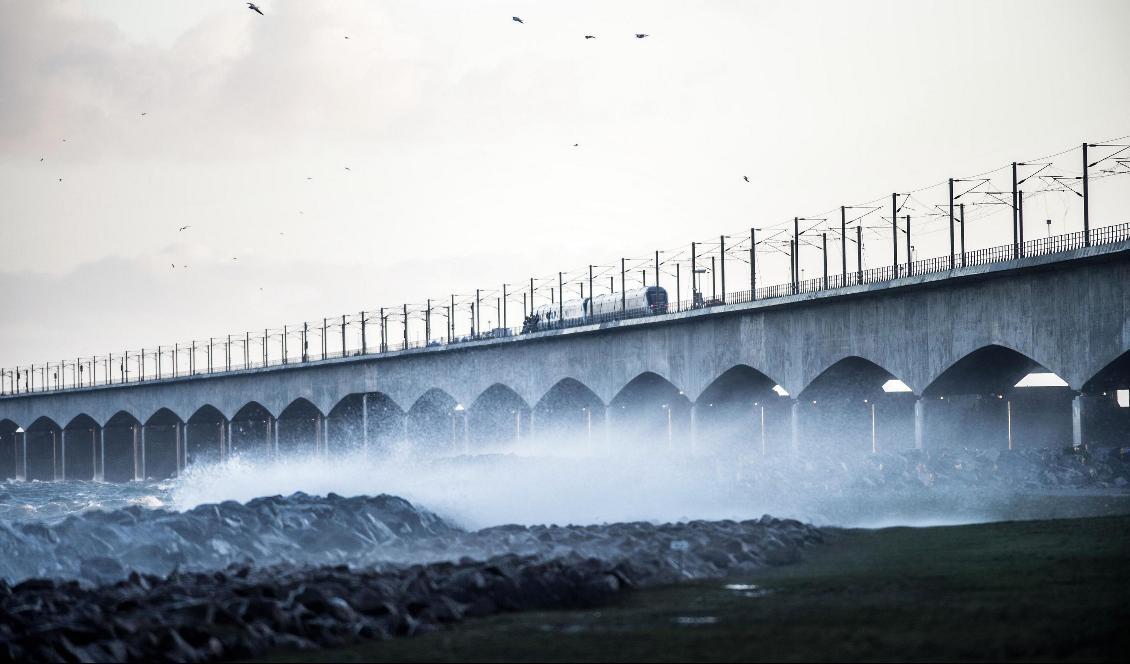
262;514;1130;662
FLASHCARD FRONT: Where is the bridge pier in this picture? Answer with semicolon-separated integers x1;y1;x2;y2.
462;410;470;453
689;403;698;455
174;421;184;475
97;428;105;481
1072;394;1085;448
361;394;369;453
137;424;146;480
60;429;66;480
790;400;800;452
914;398;926;450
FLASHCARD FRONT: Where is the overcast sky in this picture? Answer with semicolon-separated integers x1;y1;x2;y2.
1;0;1128;369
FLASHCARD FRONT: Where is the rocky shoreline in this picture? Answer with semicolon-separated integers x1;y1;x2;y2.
0;512;822;662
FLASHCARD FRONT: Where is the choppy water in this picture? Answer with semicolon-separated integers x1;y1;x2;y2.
2;447;1128;585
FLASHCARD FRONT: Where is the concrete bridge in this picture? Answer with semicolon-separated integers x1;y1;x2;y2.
2;239;1129;482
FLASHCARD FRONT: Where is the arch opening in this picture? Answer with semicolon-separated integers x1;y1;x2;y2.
277;398;323;458
695;365;792;456
608;372;691;450
467;384;531;451
62;414;99;481
407;388;457;454
144;409;184;480
327;392;404;456
102;411;141;482
1;418;21;480
230;402;274;458
186;405;225;466
924;345;1072;450
1080;350;1130;448
798;357;914;454
532;378;606;450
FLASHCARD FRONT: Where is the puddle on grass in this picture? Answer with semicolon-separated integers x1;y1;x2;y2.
723;583;771;598
673;616;720;626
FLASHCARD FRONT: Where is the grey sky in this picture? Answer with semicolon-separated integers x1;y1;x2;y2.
1;0;1128;368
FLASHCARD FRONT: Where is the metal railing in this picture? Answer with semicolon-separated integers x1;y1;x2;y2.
2;222;1128;398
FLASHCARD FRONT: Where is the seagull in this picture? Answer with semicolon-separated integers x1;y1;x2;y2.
635;33;648;38
178;225;191;231
743;176;749;182
141;112;147;116
512;16;523;24
58;178;63;182
306;177;312;180
584;35;596;39
247;3;263;16
344;36;350;40
39;157;44;162
232;257;238;261
344;166;351;171
171;263;176;268
573;143;579;147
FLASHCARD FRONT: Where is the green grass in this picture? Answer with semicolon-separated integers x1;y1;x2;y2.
262;514;1130;662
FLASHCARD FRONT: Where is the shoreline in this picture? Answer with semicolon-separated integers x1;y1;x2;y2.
264;513;1130;663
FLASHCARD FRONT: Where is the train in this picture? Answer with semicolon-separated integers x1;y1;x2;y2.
525;286;669;332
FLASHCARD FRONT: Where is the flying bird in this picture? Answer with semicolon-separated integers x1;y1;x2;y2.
58;178;63;182
40;158;44;162
344;166;351;171
743;176;749;182
635;33;648;38
178;225;191;231
247;3;263;16
573;143;579;147
512;16;523;24
141;112;147;116
584;35;596;39
171;263;176;268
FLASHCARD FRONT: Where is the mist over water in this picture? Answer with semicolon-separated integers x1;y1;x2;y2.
7;430;1127;530
2;430;1128;584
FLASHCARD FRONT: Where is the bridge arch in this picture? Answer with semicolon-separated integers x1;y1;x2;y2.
695;365;791;455
144;408;183;480
468;383;531;450
25;416;62;481
277;398;324;458
1078;349;1130;447
230;401;274;458
62;413;99;481
608;371;691;450
797;356;914;453
327;392;404;456
102;411;141;482
922;344;1073;450
186;405;225;466
531;378;605;449
407;388;458;453
0;418;18;479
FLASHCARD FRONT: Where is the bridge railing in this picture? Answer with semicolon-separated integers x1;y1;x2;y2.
2;221;1128;397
